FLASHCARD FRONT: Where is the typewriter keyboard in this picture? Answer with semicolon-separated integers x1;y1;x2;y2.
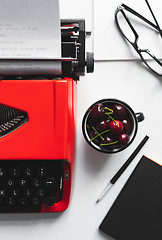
0;160;64;213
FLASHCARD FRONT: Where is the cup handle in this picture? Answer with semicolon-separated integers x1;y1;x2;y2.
135;112;144;122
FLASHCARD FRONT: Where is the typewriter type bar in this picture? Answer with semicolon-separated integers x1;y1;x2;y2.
0;104;28;138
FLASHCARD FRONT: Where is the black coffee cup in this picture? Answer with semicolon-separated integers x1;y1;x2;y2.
82;98;144;153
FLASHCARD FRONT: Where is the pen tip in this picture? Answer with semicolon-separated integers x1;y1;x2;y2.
96;199;100;204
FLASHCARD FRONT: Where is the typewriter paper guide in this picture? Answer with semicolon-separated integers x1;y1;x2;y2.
0;0;61;60
94;0;162;60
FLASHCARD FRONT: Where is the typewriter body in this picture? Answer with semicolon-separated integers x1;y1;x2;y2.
0;20;94;213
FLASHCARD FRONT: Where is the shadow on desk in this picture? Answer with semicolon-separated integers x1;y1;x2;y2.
82;141;112;175
0;211;63;222
99;230;115;240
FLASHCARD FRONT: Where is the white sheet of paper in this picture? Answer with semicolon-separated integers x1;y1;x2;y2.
94;0;162;60
0;0;61;59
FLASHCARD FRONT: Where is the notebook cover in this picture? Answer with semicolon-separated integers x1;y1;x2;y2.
99;155;162;240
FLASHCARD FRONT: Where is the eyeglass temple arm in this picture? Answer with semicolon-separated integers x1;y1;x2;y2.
122;4;162;35
145;0;162;38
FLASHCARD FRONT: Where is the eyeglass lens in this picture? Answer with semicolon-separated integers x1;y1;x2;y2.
116;10;136;43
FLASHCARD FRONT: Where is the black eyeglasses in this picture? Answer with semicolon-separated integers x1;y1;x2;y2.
115;0;162;76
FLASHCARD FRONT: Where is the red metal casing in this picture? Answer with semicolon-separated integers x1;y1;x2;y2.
0;77;76;212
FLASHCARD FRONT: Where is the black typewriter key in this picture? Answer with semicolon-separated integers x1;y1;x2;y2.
10;188;19;197
6;197;15;206
19;178;28;187
6;179;15;187
44;197;56;207
31;197;41;206
0;189;6;197
37;188;45;198
24;188;32;197
24;167;32;177
0;168;5;177
37;167;47;177
45;177;55;187
10;167;19;177
33;178;41;188
19;197;28;206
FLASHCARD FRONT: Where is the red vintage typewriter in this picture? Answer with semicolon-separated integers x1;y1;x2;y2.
0;20;94;213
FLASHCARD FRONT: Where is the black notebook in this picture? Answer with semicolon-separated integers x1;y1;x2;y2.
99;155;162;240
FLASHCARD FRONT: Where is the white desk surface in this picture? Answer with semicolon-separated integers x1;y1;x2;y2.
1;1;162;240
